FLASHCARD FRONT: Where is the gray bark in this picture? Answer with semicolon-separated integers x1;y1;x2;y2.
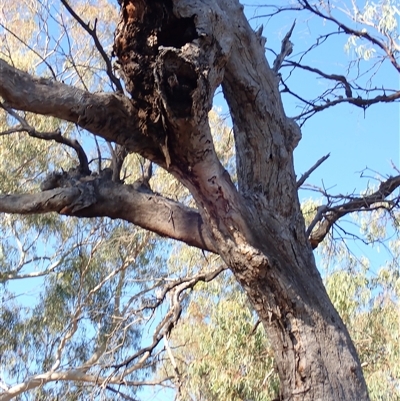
0;178;216;253
0;0;380;399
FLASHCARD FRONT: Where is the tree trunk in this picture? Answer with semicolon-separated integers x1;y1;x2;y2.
110;0;370;399
0;0;372;399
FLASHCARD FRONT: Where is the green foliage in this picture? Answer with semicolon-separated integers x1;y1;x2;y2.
344;0;400;60
320;210;400;401
163;279;279;401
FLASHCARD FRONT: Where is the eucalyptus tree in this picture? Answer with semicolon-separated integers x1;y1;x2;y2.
0;1;399;400
164;208;400;401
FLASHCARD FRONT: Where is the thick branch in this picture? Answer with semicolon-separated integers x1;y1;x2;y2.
308;174;400;248
0;59;165;164
221;2;301;220
0;180;216;253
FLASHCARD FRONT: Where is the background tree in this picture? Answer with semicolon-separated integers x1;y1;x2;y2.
0;0;399;400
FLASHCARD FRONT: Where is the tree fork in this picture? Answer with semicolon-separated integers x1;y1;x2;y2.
112;0;370;400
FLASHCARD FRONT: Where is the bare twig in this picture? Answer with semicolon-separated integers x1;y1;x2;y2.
0;22;57;79
106;387;139;401
267;2;400;123
0;103;90;174
300;0;400;73
283;62;354;98
297;153;330;188
273;21;296;73
60;0;123;92
283;82;400;122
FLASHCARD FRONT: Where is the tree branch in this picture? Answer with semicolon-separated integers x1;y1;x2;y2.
300;0;400;73
281;79;400;121
112;264;226;371
273;21;296;73
0;103;90;174
0;22;57;80
283;61;355;98
0;258;62;283
59;0;123;92
308;174;400;248
0;179;216;253
221;3;302;219
108;143;128;182
0;59;165;164
297;153;330;188
0;369;173;401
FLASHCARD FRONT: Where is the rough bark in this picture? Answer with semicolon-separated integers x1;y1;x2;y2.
0;175;216;253
112;1;371;399
0;58;165;164
0;0;378;400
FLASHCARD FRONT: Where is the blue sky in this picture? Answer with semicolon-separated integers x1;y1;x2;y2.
246;2;398;189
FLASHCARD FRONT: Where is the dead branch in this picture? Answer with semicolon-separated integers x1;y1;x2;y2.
60;0;123;92
0;103;90;174
297;153;330;188
273;21;296;73
308;174;400;248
